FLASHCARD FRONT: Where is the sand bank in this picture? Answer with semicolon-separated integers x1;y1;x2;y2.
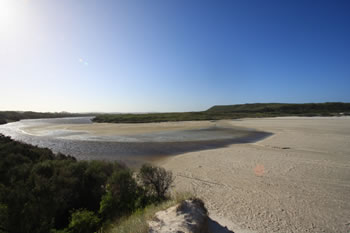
9;119;269;166
160;117;350;233
21;120;220;136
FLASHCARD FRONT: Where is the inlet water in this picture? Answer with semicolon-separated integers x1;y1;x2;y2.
0;117;271;166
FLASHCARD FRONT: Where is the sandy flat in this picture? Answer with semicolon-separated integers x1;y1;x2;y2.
22;121;221;136
160;117;350;233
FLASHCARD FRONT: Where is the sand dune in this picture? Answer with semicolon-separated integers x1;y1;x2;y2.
161;117;350;233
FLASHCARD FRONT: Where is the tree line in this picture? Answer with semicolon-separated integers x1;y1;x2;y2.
0;111;87;125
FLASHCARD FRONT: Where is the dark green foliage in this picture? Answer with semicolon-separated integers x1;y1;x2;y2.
0;201;8;233
138;164;174;201
99;169;139;220
0;135;125;232
0;135;173;233
207;102;350;114
67;209;101;233
93;102;350;123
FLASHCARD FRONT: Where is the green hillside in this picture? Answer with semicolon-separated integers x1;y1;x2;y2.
93;102;350;124
207;102;350;114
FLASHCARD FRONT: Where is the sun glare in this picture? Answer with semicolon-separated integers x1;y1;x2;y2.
0;0;31;43
0;0;14;21
0;0;18;32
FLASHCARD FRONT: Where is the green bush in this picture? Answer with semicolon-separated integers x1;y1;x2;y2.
0;135;120;232
138;164;174;201
99;169;139;220
0;203;8;233
0;135;176;233
67;209;100;233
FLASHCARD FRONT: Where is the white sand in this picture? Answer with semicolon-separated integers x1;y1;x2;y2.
160;117;350;233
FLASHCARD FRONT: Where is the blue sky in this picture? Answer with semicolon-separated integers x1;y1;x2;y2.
1;0;349;112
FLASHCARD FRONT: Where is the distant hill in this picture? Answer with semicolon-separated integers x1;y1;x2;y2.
0;111;89;125
2;103;349;125
206;102;350;115
93;102;350;124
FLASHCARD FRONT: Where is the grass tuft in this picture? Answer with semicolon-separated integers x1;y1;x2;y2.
104;192;194;233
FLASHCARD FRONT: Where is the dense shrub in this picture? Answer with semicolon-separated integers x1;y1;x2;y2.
138;164;174;201
99;169;139;220
0;202;8;233
0;135;124;232
67;209;101;233
0;135;174;233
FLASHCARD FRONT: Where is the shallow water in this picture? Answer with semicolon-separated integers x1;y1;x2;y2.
0;117;271;166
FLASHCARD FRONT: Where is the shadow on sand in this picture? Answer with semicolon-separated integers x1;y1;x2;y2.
208;218;234;233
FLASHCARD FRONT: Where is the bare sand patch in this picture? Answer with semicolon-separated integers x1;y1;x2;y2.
160;117;350;233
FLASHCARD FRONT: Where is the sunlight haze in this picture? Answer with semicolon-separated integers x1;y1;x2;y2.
1;0;349;112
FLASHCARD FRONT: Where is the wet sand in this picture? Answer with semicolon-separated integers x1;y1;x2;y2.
0;118;269;167
23;120;240;136
161;117;350;233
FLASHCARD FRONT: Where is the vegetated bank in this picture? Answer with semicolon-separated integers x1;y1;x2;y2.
0;134;175;233
93;102;350;123
0;111;90;125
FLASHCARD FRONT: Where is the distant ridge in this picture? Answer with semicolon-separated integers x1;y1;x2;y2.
93;102;350;124
206;102;350;114
0;111;90;125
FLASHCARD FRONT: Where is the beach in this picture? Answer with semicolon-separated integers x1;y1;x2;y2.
3;116;349;232
160;117;350;233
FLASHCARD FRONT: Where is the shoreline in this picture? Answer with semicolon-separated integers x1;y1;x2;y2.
0;118;272;168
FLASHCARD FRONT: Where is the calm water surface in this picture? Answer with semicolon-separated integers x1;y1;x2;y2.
0;117;271;166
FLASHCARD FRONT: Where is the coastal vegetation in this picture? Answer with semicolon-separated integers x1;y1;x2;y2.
0;135;174;233
0;111;86;125
105;192;193;233
2;102;349;126
93;102;350;123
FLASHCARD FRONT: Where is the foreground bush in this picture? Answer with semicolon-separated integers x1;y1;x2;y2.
138;164;174;201
0;135;174;233
67;209;101;233
99;169;139;220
